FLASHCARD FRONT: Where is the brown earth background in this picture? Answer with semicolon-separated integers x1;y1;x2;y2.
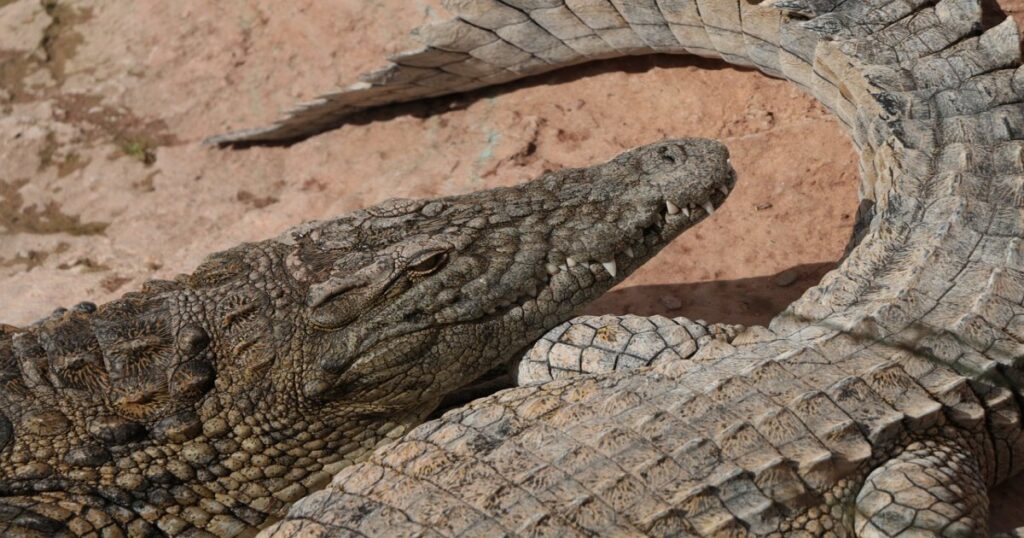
1;0;1022;531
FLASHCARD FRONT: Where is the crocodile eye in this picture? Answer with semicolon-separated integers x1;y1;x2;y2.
407;251;448;277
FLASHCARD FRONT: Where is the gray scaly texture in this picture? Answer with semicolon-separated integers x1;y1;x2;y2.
514;315;744;385
204;0;1024;536
0;140;734;537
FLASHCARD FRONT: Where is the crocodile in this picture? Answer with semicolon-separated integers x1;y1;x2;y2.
0;139;734;536
208;0;1024;536
514;315;747;386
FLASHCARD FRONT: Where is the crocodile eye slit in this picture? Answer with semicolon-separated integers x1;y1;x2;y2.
407;252;448;277
308;278;365;308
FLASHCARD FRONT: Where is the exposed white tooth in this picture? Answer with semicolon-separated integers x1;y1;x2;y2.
566;257;578;267
666;201;681;215
719;185;730;195
681;207;691;218
559;264;568;272
602;260;617;278
702;201;715;215
546;263;560;275
624;247;635;258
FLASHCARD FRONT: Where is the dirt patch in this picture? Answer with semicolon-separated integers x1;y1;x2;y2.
57;93;178;155
0;49;39;103
236;189;279;209
0;178;108;235
132;170;158;192
99;273;130;292
40;0;91;83
0;241;68;270
0;0;91;102
34;129;85;176
56;256;108;272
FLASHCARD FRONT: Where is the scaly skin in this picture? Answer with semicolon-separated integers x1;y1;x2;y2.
0;139;735;536
513;315;744;385
205;0;1024;536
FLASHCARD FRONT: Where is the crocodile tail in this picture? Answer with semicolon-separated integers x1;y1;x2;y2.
211;0;989;146
205;0;733;146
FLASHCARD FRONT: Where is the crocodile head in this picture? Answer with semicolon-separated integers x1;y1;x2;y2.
0;139;734;534
285;139;735;411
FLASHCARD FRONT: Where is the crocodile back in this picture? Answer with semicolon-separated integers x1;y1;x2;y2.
272;337;982;535
0;283;211;487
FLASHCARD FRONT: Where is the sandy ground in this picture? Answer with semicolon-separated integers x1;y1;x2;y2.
0;0;1022;530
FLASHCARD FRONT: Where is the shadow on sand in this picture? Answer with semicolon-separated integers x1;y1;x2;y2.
583;261;837;327
223;54;745;148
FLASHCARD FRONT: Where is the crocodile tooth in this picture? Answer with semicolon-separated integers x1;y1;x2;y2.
702;201;715;215
566;257;578;267
546;263;560;275
602;261;617;278
681;207;691;218
559;264;568;272
624;248;635;258
666;201;681;215
719;185;730;195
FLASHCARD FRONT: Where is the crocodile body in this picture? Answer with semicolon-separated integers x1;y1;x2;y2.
0;139;734;536
210;0;1024;536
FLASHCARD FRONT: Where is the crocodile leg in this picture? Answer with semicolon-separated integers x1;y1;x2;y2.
515;315;746;384
855;436;988;537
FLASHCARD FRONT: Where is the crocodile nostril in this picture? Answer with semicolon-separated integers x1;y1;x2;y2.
657;144;688;165
658;146;678;165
